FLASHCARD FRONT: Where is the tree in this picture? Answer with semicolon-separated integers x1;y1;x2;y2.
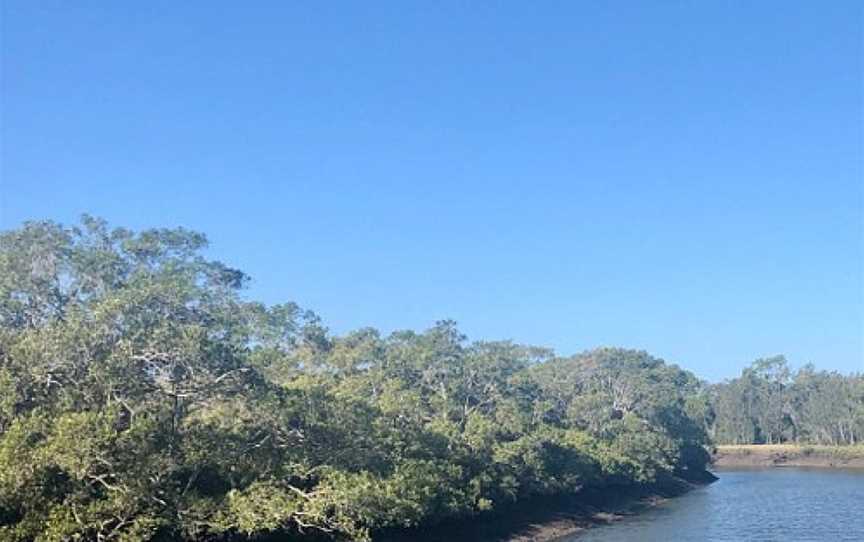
712;358;863;446
0;217;719;542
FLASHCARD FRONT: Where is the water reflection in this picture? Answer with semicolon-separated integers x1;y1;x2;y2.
567;469;864;541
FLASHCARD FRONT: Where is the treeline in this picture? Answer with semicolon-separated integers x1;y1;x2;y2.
0;218;712;542
711;357;864;446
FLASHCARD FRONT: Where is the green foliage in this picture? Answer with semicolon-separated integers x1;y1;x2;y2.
0;217;715;541
712;357;863;446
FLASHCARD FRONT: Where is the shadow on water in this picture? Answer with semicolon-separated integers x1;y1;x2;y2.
375;472;716;542
563;468;864;542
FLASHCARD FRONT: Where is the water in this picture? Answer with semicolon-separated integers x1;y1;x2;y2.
566;469;864;541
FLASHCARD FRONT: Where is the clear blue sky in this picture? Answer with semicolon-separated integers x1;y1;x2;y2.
2;2;862;380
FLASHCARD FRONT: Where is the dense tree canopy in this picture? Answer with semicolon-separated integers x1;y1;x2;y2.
5;216;837;541
711;356;864;446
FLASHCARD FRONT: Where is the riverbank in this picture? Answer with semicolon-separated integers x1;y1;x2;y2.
375;471;717;542
712;444;864;469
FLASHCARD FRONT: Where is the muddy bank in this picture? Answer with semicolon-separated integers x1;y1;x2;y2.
375;471;717;542
712;445;864;469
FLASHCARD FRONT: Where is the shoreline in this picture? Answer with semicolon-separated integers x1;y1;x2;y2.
712;444;864;469
375;446;864;542
375;471;716;542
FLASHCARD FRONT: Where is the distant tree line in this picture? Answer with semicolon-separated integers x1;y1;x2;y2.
710;356;864;446
0;218;713;542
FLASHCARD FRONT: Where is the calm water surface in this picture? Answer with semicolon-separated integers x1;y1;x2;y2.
567;468;864;541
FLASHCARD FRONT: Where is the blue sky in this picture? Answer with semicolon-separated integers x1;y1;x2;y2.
1;2;862;380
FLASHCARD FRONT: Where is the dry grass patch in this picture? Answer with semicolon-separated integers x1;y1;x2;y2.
716;444;864;459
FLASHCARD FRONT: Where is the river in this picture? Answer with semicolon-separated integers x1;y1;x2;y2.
566;468;864;541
